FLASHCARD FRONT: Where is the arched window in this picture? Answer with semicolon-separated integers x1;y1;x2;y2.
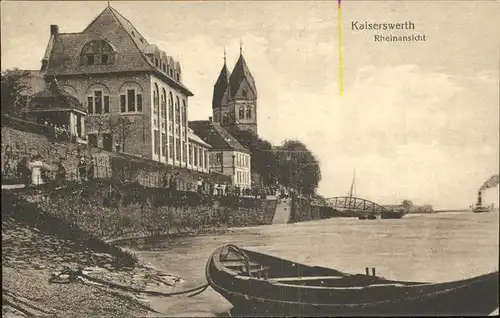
161;89;167;120
175;96;180;125
153;83;159;115
238;107;245;119
182;100;187;127
86;83;111;115
168;92;174;123
80;40;116;66
119;81;143;113
246;106;252;119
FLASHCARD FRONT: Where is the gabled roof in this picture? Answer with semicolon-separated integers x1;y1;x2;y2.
27;79;86;113
189;120;250;153
212;62;231;108
229;53;257;98
45;6;153;76
42;6;193;96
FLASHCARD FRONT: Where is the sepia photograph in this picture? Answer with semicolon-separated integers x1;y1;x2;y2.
1;0;498;317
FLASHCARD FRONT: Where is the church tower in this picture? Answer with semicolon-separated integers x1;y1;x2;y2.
212;45;258;135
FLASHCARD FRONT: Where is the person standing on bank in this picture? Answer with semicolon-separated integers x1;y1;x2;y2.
56;158;66;186
78;157;87;182
87;158;95;180
28;155;45;186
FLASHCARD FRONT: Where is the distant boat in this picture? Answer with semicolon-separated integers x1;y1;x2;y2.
473;190;493;213
206;244;499;316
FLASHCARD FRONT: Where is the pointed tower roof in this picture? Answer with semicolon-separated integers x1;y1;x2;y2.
229;50;257;99
212;49;231;108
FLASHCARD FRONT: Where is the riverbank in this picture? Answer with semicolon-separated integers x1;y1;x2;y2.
1;191;186;317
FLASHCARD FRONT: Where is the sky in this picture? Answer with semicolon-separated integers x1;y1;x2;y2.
1;1;499;209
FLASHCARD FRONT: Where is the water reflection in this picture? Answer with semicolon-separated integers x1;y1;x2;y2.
126;212;499;317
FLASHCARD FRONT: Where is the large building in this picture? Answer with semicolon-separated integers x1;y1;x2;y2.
212;48;258;135
189;119;251;188
39;5;210;172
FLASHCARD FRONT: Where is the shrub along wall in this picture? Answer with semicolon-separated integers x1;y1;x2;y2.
31;181;275;241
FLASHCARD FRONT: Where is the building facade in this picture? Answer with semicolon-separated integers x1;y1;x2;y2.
40;5;207;170
189;119;252;188
212;48;258;135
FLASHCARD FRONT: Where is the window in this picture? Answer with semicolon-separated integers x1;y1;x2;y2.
242;89;247;98
182;141;187;163
175;97;180;124
153;84;159;116
215;153;222;165
182;100;187;127
194;146;198;166
81;40;115;65
188;144;193;165
154;130;160;155
88;97;93;114
87;90;109;114
120;95;126;113
104;96;109;113
120;89;142;113
176;138;181;161
155;58;159;67
127;89;135;112
204;150;208;169
94;91;102;114
169;135;174;159
239;107;245;119
246;107;252;119
161;133;166;157
137;94;142;112
168;93;174;123
161;89;167;120
198;148;203;169
162;64;166;72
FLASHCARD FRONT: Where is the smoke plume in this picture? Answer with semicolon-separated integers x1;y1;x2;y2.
480;174;500;191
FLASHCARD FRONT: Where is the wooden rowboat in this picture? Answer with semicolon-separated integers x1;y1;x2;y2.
205;244;499;316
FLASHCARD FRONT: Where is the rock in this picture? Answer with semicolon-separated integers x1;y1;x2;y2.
34;263;47;270
52;257;64;262
103;264;115;271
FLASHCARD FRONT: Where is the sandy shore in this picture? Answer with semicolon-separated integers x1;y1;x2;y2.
1;216;184;317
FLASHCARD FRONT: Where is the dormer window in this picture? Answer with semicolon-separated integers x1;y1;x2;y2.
81;40;117;66
242;89;247;98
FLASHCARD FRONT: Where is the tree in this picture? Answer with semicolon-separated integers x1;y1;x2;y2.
86;115;106;144
1;68;30;115
275;140;321;196
109;115;139;152
402;200;413;211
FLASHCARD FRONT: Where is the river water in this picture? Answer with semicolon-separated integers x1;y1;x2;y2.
129;212;499;317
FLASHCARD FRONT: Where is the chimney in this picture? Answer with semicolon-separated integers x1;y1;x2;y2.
209;116;213;122
50;25;59;35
